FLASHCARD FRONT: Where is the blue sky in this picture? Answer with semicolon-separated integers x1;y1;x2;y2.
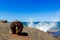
0;0;60;22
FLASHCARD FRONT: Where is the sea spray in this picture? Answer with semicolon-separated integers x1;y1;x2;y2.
36;22;57;32
28;18;35;28
28;20;57;32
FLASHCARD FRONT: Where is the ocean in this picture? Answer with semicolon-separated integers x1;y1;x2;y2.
22;22;40;26
22;22;60;32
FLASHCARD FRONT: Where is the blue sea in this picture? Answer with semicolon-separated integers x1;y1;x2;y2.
22;22;60;30
22;22;60;37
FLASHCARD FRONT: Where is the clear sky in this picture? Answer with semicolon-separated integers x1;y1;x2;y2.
0;0;60;22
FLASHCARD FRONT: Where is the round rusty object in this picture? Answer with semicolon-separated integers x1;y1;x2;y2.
10;20;24;35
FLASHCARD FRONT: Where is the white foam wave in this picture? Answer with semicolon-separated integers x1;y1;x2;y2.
36;22;57;32
28;21;57;32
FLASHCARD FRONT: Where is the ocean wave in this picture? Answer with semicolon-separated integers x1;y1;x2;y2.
28;22;57;32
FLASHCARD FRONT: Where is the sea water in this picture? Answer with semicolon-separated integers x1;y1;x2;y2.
22;22;60;32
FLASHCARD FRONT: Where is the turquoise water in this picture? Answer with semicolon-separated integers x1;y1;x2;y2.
22;22;60;30
22;22;40;26
51;22;60;30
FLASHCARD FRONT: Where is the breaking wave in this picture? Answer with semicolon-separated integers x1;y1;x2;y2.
28;21;57;32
